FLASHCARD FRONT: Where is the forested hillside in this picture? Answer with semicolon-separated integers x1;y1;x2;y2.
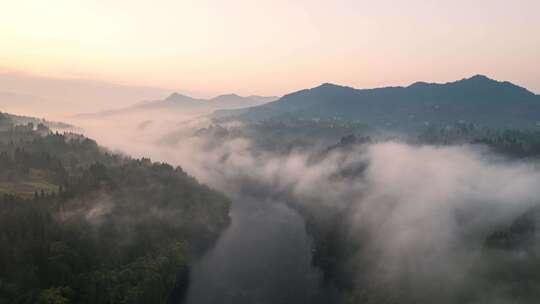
0;114;231;304
222;75;540;131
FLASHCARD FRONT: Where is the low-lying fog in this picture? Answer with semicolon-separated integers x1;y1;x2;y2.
69;111;540;303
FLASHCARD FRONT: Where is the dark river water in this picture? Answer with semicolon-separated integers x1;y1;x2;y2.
182;193;341;304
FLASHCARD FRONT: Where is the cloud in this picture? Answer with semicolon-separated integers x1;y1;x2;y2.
71;113;540;302
346;143;540;302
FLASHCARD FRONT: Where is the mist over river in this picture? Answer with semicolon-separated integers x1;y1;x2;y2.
182;192;341;304
71;118;345;304
75;116;540;304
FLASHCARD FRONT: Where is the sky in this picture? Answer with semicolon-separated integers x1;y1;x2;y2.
1;0;539;97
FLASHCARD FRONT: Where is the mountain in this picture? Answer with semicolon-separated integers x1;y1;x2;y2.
0;72;171;114
138;92;275;110
77;92;278;118
211;93;277;108
221;75;540;130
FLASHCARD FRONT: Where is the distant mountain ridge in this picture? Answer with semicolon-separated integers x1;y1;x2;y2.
0;72;172;115
77;92;278;118
0;111;75;130
222;75;540;130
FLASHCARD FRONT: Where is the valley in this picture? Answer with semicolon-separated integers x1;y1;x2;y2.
3;75;540;304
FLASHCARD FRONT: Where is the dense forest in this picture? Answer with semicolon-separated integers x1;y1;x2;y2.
0;113;231;304
419;122;540;158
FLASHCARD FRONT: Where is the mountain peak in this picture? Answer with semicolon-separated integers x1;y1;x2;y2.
408;81;432;89
310;83;356;93
210;94;247;103
213;93;242;99
165;92;193;101
452;74;535;96
468;74;491;81
316;83;344;89
461;74;498;84
452;74;528;90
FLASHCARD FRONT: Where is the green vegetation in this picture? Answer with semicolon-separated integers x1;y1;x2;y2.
419;123;540;158
0;112;74;131
0;118;230;304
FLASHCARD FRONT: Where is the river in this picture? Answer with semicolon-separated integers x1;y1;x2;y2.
181;192;341;304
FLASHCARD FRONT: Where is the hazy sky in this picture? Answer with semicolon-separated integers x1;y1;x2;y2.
1;0;539;96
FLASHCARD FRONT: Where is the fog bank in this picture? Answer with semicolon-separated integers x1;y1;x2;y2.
71;114;540;303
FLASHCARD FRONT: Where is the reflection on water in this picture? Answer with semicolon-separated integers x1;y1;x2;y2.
183;193;340;304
